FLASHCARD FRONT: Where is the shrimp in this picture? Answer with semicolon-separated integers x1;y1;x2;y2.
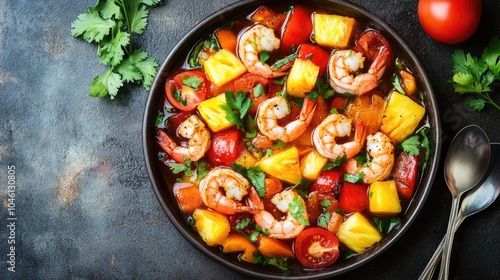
238;24;285;78
253;189;308;239
198;167;262;215
155;115;210;163
312;113;366;161
328;49;388;95
256;95;316;143
345;132;395;184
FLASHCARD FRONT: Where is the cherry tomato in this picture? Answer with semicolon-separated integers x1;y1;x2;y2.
233;73;270;115
391;152;420;200
353;30;392;71
310;170;343;194
165;70;209;111
250;6;286;31
339;182;369;214
297;43;330;77
207;128;243;166
294;227;340;269
280;6;312;54
418;0;481;44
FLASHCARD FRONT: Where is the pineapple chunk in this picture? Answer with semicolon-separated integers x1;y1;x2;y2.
381;91;425;143
222;233;257;263
368;180;402;215
300;150;328;180
257;146;302;184
313;13;357;48
286;58;319;98
234;148;259;169
203;49;246;87
197;94;234;132
336;212;382;253
193;208;230;247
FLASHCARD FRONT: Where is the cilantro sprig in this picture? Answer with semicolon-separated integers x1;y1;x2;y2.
71;0;160;99
221;91;254;130
450;36;500;112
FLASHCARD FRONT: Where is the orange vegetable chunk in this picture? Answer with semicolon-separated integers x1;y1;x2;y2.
174;182;204;213
257;235;295;258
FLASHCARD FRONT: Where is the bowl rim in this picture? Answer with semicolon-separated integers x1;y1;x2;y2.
142;0;442;278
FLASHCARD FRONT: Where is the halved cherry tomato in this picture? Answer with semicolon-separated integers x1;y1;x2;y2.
207;128;244;166
339;182;369;214
353;30;392;71
233;73;270;115
297;43;330;77
280;6;312;54
391;152;419;200
310;169;343;195
294;227;340;269
165;70;209;111
418;0;481;44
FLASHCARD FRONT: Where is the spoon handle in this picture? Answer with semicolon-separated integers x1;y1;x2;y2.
438;197;461;280
419;214;465;280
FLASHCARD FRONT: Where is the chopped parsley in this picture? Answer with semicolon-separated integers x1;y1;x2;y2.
289;196;310;226
221;90;253;130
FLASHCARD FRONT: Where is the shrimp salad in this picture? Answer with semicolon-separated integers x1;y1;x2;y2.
154;4;432;271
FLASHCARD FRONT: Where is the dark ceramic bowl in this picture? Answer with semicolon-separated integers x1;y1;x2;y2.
143;0;441;278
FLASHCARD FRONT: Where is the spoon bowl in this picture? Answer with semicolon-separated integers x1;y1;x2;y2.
420;143;500;280
439;125;491;279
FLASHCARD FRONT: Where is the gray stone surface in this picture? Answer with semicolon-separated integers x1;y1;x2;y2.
1;0;499;279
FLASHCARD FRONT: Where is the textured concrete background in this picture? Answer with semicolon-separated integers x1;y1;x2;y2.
1;0;499;279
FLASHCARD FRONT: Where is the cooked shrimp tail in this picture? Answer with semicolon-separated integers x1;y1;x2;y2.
312;113;365;161
199;167;263;215
238;24;287;78
156;115;211;163
345;131;395;184
257;95;316;143
253;189;307;239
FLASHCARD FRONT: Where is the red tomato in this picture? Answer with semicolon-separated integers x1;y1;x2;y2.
353;30;392;71
310;170;343;194
294;227;340;269
418;0;481;44
165;70;209;111
339;182;369;214
297;43;330;77
207;128;243;166
280;6;312;54
233;73;270;115
391;152;419;200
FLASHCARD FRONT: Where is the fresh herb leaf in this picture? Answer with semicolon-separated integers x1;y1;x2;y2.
260;50;270;65
71;0;160;99
253;84;265;97
173;88;188;106
182;75;203;90
392;74;406;95
221;91;253;130
344;172;364;183
322;154;346;171
155;110;165;128
449;36;500;112
235;218;251;230
253;252;290;271
167;159;194;176
231;163;266;197
289;197;310;226
272;53;297;71
374;217;400;233
195;161;210;181
401;135;421;155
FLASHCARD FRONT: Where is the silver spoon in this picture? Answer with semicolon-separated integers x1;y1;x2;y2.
419;143;500;280
438;125;491;280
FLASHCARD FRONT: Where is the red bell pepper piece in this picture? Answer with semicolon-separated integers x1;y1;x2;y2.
339;182;369;214
391;152;419;200
280;6;312;54
297;43;330;77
